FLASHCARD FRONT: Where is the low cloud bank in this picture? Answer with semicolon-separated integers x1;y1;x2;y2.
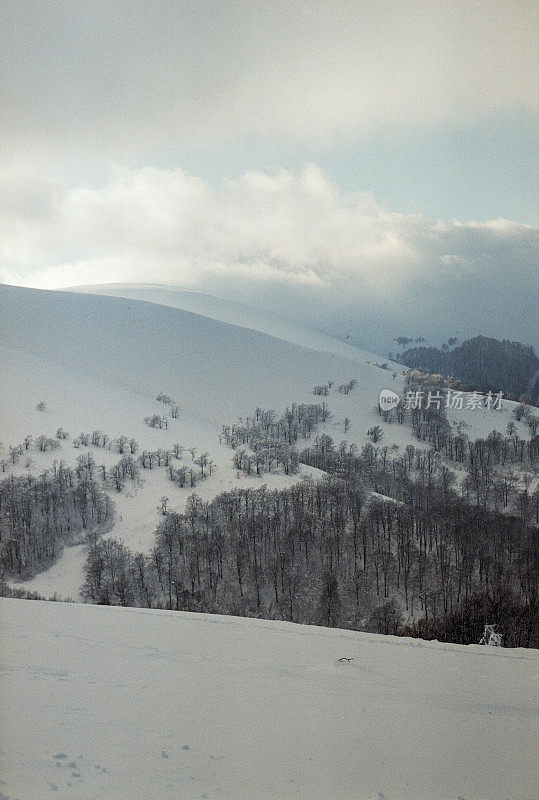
1;165;536;350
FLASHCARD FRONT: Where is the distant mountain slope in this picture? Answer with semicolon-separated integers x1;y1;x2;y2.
1;598;537;800
0;284;413;597
67;282;373;361
0;284;400;423
400;336;539;402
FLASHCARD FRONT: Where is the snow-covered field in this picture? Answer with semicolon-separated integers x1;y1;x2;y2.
1;598;537;800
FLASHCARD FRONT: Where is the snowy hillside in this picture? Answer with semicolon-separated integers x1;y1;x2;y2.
1;598;537;800
68;282;372;361
0;283;404;429
0;284;408;598
0;284;531;601
65;282;535;441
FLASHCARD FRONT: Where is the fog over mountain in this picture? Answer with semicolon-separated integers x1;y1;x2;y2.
1;2;537;351
2;165;537;352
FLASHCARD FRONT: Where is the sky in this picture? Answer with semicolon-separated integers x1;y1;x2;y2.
1;0;537;348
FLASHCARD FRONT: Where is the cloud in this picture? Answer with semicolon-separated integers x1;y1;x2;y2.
1;0;536;166
1;163;537;350
0;164;480;288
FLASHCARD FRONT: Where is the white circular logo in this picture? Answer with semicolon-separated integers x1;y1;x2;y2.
379;389;400;411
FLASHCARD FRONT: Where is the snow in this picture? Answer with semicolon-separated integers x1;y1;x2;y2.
0;284;531;600
1;286;536;798
447;399;531;441
68;283;535;440
0;284;401;425
0;285;406;597
0;598;537;800
67;282;380;362
11;545;87;602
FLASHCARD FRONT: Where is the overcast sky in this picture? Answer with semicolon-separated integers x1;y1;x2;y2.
1;0;537;345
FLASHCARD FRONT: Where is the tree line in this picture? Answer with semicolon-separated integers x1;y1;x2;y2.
399;336;538;402
0;462;112;578
82;460;537;647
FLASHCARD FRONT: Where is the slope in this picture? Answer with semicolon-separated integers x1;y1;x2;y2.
0;285;407;597
0;284;531;600
67;281;372;361
1;598;537;800
0;284;402;425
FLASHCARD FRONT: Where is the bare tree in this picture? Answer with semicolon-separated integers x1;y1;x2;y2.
367;425;383;443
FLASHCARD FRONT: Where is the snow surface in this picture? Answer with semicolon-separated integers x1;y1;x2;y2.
0;598;537;800
1;286;536;798
11;545;87;602
67;282;378;362
0;284;531;600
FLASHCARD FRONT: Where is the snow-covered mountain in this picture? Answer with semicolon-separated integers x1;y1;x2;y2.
0;283;530;600
1;285;536;800
1;597;537;800
0;284;398;596
67;282;372;361
0;283;403;427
